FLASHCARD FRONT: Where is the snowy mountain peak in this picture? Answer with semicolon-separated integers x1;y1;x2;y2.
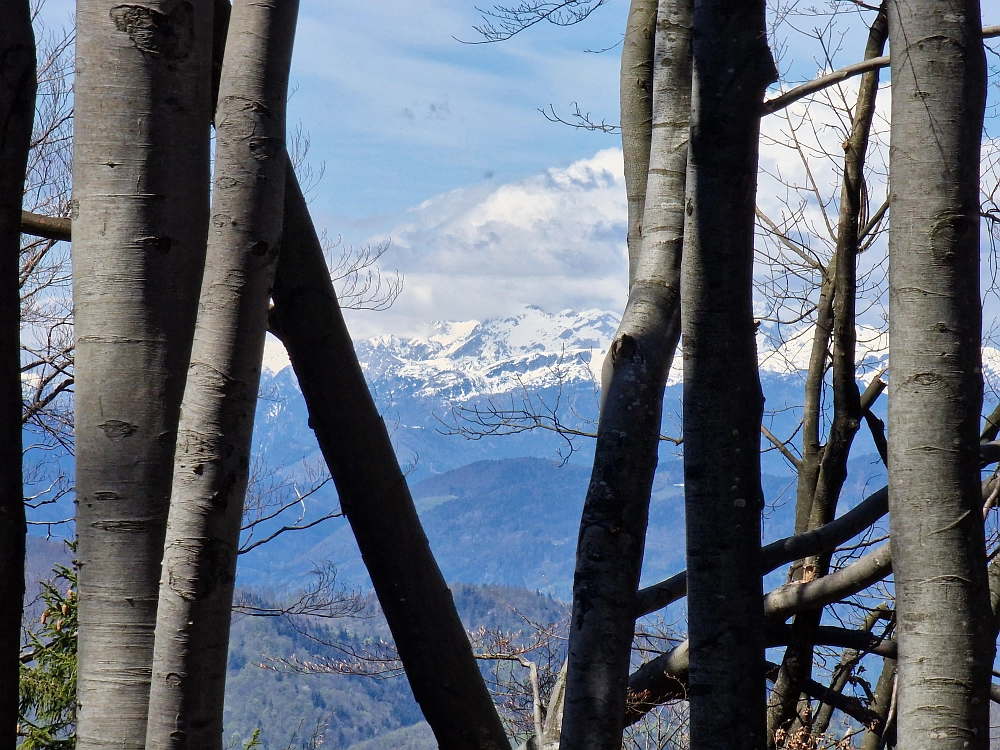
355;307;621;401
264;307;1000;403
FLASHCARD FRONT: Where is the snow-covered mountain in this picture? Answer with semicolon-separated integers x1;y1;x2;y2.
256;305;904;481
257;307;631;481
263;306;905;400
267;306;622;401
242;306;898;589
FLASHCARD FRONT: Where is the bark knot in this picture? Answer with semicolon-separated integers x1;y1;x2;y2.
912;372;943;388
248;135;282;161
99;419;138;439
110;3;195;60
140;235;172;255
609;333;638;364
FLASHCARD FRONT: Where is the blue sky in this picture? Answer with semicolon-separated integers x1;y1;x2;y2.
285;0;631;338
288;0;625;225
38;0;1000;343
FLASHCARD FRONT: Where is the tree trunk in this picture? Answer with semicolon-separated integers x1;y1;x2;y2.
887;0;993;747
0;2;34;746
767;8;888;743
71;2;214;748
620;0;656;287
681;0;774;748
268;170;510;750
559;1;691;747
145;2;297;747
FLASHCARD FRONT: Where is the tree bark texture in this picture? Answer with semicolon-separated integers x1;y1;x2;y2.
145;2;297;748
620;0;656;287
560;1;691;747
0;2;34;747
71;3;214;748
681;0;774;748
268;170;511;750
887;0;993;747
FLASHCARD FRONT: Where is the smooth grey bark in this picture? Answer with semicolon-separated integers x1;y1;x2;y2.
268;172;510;750
763;543;892;620
145;2;297;747
887;1;993;748
681;0;774;748
560;1;691;746
18;11;508;743
620;0;656;286
0;2;34;746
71;3;214;748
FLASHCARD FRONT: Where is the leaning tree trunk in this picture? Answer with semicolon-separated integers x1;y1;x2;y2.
559;0;692;747
887;0;993;747
145;2;298;747
620;0;656;288
268;168;511;750
681;0;774;748
0;2;34;746
71;3;214;749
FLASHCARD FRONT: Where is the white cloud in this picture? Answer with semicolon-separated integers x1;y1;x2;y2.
344;148;630;339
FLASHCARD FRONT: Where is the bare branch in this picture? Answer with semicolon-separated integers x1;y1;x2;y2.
540;102;620;133
763;542;892;621
464;0;608;43
635;485;889;616
762;24;1000;115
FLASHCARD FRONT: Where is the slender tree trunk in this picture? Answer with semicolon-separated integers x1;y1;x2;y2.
559;1;691;747
71;3;214;748
145;2;297;747
620;0;656;287
794;266;835;537
861;653;897;750
682;0;774;748
768;8;888;743
268;169;511;750
0;3;34;746
887;0;993;747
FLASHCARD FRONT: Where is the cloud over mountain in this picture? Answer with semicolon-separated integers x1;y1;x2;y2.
343;148;630;340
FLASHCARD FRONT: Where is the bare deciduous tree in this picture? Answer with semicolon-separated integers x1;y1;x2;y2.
561;0;691;744
269;165;511;750
11;3;1000;749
